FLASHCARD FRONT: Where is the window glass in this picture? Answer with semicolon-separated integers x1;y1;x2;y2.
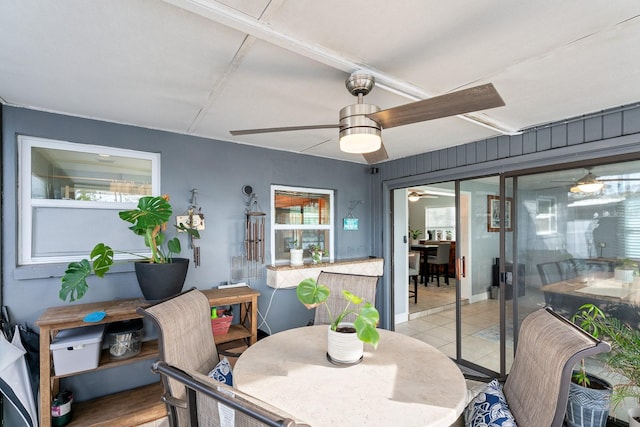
271;186;334;264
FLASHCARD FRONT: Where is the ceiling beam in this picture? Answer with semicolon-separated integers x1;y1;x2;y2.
163;0;521;135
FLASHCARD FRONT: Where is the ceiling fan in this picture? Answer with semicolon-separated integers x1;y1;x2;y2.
408;190;438;202
230;71;505;164
554;169;640;193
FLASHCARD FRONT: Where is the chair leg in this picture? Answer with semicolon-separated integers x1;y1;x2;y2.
413;276;418;303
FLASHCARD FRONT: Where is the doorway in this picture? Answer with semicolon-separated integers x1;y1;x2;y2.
394;176;506;376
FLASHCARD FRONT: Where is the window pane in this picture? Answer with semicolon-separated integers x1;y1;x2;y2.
31;147;152;202
274;229;330;261
275;191;331;225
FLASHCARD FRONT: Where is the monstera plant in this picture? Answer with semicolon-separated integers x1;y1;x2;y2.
60;195;199;302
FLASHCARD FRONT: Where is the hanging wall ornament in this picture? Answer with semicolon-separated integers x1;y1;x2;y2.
243;185;266;278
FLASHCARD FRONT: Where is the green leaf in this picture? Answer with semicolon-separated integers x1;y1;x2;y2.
167;237;181;254
90;243;114;277
119;196;172;234
296;278;329;305
59;259;92;302
342;290;363;305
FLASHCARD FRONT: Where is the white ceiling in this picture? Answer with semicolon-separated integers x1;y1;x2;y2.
2;1;640;164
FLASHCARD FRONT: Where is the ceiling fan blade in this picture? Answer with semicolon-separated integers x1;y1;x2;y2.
230;124;339;136
367;83;505;129
362;141;388;164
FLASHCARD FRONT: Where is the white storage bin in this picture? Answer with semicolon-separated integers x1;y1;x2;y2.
50;324;105;376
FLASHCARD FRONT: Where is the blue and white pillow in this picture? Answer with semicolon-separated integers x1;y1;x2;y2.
464;379;516;426
208;357;233;386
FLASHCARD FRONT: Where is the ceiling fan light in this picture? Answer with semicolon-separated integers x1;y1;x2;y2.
576;182;604;192
408;192;420;202
339;128;381;153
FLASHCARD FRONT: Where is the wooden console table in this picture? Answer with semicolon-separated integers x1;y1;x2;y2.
35;286;260;427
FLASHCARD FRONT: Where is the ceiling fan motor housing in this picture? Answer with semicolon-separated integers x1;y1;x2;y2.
339;103;382;153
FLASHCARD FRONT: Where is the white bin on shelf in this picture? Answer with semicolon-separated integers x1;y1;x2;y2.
50;324;105;376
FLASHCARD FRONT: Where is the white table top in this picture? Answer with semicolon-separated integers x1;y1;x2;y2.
234;325;466;427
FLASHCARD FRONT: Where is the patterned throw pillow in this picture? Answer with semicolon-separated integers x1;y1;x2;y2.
464;379;517;426
208;357;233;386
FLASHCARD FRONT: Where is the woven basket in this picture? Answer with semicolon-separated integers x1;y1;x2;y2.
211;312;233;336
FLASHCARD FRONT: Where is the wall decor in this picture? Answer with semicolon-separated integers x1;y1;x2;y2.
487;195;513;232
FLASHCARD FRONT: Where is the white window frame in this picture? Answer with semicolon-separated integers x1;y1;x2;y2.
18;136;161;264
536;196;557;235
270;185;334;265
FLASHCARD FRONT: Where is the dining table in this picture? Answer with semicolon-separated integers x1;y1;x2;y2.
233;325;467;427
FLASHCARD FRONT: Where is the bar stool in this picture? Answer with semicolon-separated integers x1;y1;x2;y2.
427;243;451;286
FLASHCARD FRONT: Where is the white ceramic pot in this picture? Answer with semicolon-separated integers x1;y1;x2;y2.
629;408;640;427
290;249;303;266
327;323;363;364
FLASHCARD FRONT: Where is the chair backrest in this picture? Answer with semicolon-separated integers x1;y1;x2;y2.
152;361;310;427
435;243;451;264
502;308;610;427
556;259;578;281
137;288;219;426
314;271;379;325
537;261;562;285
408;251;420;274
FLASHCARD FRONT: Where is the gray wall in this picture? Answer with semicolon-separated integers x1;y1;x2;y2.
1;105;376;402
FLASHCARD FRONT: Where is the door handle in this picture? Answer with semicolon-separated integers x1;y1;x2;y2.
456;256;466;280
403;235;407;244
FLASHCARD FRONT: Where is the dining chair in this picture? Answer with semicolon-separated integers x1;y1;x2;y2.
464;307;610;427
137;288;233;426
427;242;451;286
313;271;380;325
536;261;563;285
152;360;309;426
408;251;420;303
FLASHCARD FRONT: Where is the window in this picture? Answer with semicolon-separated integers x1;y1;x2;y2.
18;136;160;264
270;185;334;264
536;197;557;235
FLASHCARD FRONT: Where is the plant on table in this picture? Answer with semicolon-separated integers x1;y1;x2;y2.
308;245;323;263
409;227;423;241
59;195;199;302
296;277;380;347
572;304;640;410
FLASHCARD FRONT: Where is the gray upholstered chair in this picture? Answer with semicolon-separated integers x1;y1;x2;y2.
464;307;610;426
313;271;380;325
408;251;420;303
427;242;451;286
138;288;221;426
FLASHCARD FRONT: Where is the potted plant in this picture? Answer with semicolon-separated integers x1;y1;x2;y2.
409;227;423;245
288;237;303;266
59;195;199;302
296;277;379;364
309;245;323;264
573;304;640;426
614;258;638;283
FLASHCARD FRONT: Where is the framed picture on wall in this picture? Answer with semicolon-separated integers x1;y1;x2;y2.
487;195;513;232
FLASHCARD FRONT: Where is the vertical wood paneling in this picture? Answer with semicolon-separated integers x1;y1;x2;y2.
509;134;523;156
476;140;487;163
585;116;603;141
522;131;536;154
537;127;551;151
446;147;457;169
551;124;567;149
603;112;623;139
624;108;640;135
486;137;498;161
466;142;477;165
567;121;584;145
456;145;466;167
497;135;510;158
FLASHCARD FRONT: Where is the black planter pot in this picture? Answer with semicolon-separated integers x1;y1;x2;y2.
566;372;612;427
134;258;189;301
